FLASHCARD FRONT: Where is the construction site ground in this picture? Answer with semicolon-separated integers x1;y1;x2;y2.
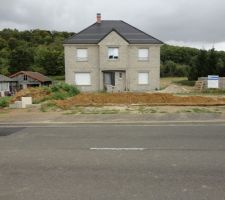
1;77;225;123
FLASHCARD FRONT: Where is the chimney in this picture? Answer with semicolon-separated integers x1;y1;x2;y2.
96;13;101;23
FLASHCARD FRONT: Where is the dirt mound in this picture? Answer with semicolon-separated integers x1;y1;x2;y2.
54;93;225;108
160;84;190;93
12;87;51;102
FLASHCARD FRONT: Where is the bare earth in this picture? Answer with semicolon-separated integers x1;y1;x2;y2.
1;105;225;124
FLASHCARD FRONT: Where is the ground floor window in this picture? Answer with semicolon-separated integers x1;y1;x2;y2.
138;72;149;85
0;82;9;91
75;73;91;85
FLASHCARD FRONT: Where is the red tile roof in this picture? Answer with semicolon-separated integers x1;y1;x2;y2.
10;71;52;83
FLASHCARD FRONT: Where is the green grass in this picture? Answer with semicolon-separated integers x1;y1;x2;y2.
177;107;222;114
173;79;195;86
202;89;225;94
33;83;80;104
0;97;11;108
64;107;120;115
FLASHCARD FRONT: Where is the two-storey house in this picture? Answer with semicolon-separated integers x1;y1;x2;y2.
64;14;163;92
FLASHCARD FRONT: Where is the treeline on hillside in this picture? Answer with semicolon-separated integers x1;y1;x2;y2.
0;29;74;76
161;45;225;80
1;29;225;80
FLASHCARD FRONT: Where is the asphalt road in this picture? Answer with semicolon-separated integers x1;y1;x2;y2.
0;123;225;200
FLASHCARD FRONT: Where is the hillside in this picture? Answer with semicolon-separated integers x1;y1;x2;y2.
0;29;225;80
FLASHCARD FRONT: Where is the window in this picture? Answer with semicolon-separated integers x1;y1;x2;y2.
104;72;115;86
108;48;119;60
24;75;28;80
0;83;9;91
138;49;149;61
138;72;149;85
77;49;88;61
75;73;91;85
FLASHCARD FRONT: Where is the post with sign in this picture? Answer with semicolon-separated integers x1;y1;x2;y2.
207;75;219;89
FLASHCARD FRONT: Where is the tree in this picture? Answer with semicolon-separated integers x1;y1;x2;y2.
207;48;218;75
8;37;18;50
34;46;64;75
0;37;7;49
9;45;34;73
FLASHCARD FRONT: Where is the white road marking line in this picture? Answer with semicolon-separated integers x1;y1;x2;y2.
90;148;147;151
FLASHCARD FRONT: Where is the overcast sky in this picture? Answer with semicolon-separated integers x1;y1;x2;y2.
1;0;225;50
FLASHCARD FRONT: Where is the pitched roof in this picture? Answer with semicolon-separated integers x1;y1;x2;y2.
10;71;52;83
0;74;14;82
64;20;163;45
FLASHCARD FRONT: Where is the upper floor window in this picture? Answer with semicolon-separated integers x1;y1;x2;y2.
24;75;28;81
138;49;149;61
108;47;119;60
77;49;88;61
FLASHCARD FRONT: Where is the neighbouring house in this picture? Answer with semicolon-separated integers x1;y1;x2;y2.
0;74;16;96
64;13;163;92
10;71;52;89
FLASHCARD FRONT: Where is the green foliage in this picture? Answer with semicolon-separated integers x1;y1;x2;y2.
49;75;65;81
0;29;74;76
9;45;34;73
187;48;225;80
161;45;225;80
51;82;80;97
0;37;7;49
161;60;188;77
172;79;195;86
0;97;11;108
202;89;225;94
33;46;64;75
0;29;225;81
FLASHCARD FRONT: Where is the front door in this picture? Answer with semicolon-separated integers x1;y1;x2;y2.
103;71;126;92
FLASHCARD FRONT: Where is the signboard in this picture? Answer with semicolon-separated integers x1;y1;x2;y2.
208;75;219;88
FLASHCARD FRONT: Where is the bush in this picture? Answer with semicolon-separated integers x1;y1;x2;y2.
50;83;80;100
51;92;68;100
160;60;189;77
51;83;80;96
0;97;11;108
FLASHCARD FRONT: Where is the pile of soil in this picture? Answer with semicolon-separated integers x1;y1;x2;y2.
159;84;190;93
11;88;51;102
54;93;225;108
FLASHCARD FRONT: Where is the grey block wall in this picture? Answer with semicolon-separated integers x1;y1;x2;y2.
64;31;161;92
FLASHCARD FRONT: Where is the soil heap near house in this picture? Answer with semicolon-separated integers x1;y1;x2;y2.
11;87;51;102
54;93;225;108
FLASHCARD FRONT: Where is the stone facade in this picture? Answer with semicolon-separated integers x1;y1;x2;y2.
64;31;161;92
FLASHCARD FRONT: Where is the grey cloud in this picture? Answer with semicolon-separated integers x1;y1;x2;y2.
0;0;225;44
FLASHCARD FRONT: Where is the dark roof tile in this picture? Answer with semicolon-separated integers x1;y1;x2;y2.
64;20;163;44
